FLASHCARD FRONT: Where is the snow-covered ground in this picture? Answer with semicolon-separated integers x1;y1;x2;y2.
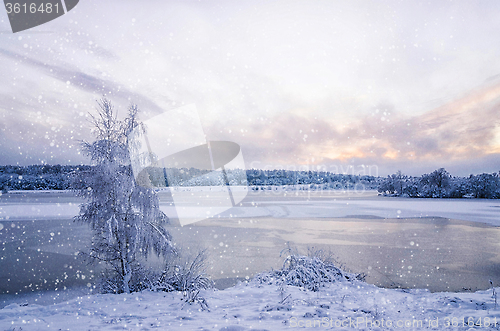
1;279;500;330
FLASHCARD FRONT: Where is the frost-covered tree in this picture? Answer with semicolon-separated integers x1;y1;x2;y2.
378;170;405;196
467;173;500;199
419;168;451;198
74;98;175;293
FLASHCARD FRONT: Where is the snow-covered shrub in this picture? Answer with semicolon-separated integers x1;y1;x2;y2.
156;249;213;309
98;264;161;294
255;247;364;292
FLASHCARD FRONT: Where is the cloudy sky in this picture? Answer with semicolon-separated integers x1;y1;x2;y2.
1;0;500;176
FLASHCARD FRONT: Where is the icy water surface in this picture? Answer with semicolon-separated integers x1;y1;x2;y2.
175;216;500;293
1;190;500;307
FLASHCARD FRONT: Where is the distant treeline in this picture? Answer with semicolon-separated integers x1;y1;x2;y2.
378;168;500;199
0;165;378;191
2;165;499;199
0;165;91;191
245;169;378;189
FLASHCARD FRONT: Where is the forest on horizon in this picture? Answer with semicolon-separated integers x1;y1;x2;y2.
0;165;498;199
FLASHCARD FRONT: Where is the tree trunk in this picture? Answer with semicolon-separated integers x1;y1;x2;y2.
123;260;131;293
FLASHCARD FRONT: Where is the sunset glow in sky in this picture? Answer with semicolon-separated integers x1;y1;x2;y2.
1;0;500;176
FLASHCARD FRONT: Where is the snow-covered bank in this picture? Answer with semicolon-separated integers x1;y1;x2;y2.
1;280;500;330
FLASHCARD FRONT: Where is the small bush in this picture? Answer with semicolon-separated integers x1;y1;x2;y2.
255;246;364;292
98;263;160;294
156;249;213;309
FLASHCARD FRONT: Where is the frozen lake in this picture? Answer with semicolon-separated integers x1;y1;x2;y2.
3;188;500;225
1;189;500;307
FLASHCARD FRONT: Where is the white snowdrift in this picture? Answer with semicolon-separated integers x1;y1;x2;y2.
1;280;499;330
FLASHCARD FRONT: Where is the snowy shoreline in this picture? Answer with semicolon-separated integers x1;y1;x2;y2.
1;279;500;330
